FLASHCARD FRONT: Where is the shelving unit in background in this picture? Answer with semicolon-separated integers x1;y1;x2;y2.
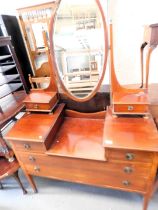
0;36;27;129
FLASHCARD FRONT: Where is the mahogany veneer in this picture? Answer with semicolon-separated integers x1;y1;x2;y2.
113;92;150;114
5;103;158;210
23;90;58;112
46;117;105;161
103;108;158;151
110;24;150;115
3;2;158;210
6;104;65;151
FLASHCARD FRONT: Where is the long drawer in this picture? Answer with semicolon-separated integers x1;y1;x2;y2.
18;152;150;193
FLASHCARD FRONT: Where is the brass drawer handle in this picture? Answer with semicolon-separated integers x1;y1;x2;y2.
125;153;135;160
122;180;131;186
34;166;40;172
24;144;31;150
128;106;134;111
34;104;39;109
29;156;36;162
124;166;133;174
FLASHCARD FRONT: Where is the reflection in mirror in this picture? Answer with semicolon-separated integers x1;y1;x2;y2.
26;22;49;72
26;22;50;89
53;0;105;98
17;3;55;90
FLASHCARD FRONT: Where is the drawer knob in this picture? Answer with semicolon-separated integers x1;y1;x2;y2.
124;166;133;173
34;166;40;172
122;180;131;186
34;104;39;109
29;156;36;162
128;106;134;111
24;144;31;150
125;153;135;160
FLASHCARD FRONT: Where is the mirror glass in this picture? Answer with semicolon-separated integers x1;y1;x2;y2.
53;0;106;98
21;4;53;90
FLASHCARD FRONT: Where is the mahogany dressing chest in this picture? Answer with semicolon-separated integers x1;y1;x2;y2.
5;1;158;210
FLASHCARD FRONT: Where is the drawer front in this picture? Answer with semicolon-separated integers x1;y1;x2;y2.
25;95;57;112
26;163;147;192
19;153;149;193
113;104;148;114
11;141;46;153
25;103;51;112
18;152;151;178
106;149;153;163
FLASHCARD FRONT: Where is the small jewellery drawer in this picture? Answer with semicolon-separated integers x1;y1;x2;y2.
25;103;52;112
23;91;58;112
113;104;148;114
11;141;46;153
106;149;153;163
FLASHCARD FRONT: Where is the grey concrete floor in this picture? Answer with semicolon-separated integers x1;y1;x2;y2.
0;171;157;210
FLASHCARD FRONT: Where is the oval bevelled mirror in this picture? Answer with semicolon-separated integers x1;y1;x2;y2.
50;0;108;101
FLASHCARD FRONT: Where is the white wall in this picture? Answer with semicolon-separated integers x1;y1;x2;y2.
109;0;158;85
1;0;158;85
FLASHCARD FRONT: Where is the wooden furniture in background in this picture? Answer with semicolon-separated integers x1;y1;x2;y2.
0;137;27;194
0;15;32;89
151;117;158;196
141;24;158;196
142;24;158;89
0;37;27;129
28;74;50;89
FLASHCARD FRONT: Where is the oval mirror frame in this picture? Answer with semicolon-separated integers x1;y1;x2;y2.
49;0;108;102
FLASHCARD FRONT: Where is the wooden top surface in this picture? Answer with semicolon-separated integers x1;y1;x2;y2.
103;107;158;152
113;91;149;105
23;90;57;103
5;104;64;142
47;117;105;161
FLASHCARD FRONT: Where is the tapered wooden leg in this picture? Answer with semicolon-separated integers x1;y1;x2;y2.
151;180;158;197
0;181;3;189
12;171;27;194
143;194;150;210
24;173;38;193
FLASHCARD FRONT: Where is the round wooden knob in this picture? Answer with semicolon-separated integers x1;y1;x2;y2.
24;144;31;150
34;166;40;172
124;166;133;173
34;104;39;109
122;180;131;186
29;156;36;162
125;153;135;160
128;106;134;111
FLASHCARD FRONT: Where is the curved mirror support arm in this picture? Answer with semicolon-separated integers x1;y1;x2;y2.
46;0;62;92
110;23;149;95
